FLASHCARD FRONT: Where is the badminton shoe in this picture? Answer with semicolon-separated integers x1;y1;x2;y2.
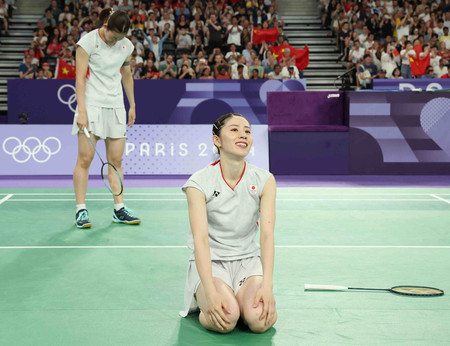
112;206;141;225
75;209;92;229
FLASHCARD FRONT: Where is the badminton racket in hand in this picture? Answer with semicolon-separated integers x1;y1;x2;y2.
84;128;123;196
304;284;444;297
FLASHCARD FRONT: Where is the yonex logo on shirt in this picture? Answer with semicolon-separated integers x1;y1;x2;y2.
212;191;220;197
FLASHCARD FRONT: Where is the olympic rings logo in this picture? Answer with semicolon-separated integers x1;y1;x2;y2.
57;84;77;112
2;137;62;163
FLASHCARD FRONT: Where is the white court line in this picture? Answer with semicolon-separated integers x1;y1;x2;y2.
0;193;185;196
4;198;442;202
0;194;13;205
0;245;449;249
430;194;450;204
2;192;450;196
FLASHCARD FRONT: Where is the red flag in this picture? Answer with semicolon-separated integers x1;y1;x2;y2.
252;27;279;44
270;44;310;71
55;59;76;79
292;45;309;71
410;45;430;76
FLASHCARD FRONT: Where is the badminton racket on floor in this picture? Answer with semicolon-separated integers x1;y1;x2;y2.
304;284;444;297
84;128;123;196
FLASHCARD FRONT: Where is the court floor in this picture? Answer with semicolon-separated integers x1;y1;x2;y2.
0;186;449;345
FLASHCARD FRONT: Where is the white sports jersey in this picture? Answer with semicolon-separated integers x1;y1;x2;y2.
77;29;134;108
182;160;272;261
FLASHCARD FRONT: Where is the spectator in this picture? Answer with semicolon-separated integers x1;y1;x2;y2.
206;14;223;53
391;67;403;79
159;54;178;79
199;66;214;79
281;58;300;79
358;54;379;89
226;16;243;50
0;0;9;35
422;65;437;78
46;36;62;57
400;41;415;78
215;61;231;79
225;43;239;65
249;57;265;78
144;31;169;63
268;64;283;79
176;27;192;51
434;58;448;78
178;64;195;79
18;54;36;79
42;62;53;79
141;59;160;79
231;55;249;79
177;50;192;69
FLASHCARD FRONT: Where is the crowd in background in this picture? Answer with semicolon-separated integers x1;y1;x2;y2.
320;0;450;88
17;0;310;81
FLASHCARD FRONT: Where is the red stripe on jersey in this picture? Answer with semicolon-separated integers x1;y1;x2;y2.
219;161;246;191
211;160;220;166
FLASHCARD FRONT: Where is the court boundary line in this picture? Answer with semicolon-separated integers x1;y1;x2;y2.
430;194;450;204
1;198;446;202
0;194;13;205
0;245;449;249
2;192;450;196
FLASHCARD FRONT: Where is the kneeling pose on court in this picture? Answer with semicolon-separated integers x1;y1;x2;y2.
180;113;277;333
72;8;140;228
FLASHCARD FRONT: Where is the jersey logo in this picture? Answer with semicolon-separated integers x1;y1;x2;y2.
249;185;258;196
212;191;220;197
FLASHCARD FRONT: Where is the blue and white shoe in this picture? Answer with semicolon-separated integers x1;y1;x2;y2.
75;209;92;229
112;206;141;225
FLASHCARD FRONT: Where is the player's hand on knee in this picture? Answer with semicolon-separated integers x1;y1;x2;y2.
254;285;276;326
206;290;231;331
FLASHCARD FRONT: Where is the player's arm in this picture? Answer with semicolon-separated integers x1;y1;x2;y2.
186;187;231;329
121;55;136;127
75;45;89;130
256;174;277;325
186;187;215;295
259;174;276;290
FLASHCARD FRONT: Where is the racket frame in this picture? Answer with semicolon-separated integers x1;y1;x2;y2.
83;128;124;196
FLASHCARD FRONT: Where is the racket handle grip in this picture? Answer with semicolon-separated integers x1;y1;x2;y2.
83;128;90;138
304;284;349;291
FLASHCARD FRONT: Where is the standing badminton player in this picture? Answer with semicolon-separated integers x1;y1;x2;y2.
72;8;140;228
180;113;277;333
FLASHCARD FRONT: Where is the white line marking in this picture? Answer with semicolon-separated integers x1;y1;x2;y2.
0;245;448;249
0;193;185;196
0;194;13;205
430;194;450;204
2;192;450;196
4;198;442;202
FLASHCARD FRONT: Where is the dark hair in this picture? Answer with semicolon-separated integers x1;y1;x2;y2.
99;8;131;34
212;113;250;153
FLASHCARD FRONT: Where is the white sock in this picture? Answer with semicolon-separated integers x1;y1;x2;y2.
76;204;87;213
115;203;124;211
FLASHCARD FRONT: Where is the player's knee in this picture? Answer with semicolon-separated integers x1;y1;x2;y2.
108;157;122;168
77;155;94;169
245;308;277;334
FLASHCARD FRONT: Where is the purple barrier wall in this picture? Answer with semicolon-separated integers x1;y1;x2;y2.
0;124;269;175
348;91;450;174
267;91;348;131
373;79;450;91
7;79;306;125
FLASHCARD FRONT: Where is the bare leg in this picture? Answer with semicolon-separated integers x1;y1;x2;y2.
236;276;277;333
73;133;96;205
105;137;125;204
196;278;240;334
